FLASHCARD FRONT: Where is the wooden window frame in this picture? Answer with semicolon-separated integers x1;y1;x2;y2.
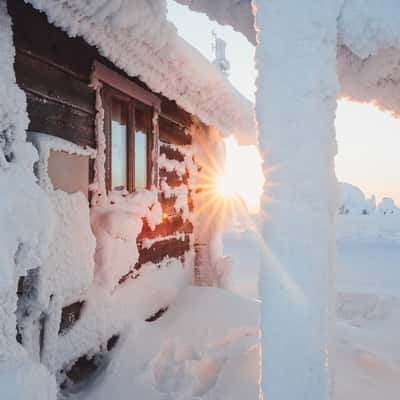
92;61;160;193
103;85;153;192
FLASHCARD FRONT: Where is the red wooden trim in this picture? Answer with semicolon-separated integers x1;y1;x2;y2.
92;61;161;112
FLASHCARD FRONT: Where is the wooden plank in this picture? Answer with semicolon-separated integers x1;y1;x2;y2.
159;117;192;146
159;169;189;187
160;144;185;162
159;193;179;215
59;301;85;336
15;50;95;114
137;235;191;266
26;92;95;148
161;98;192;127
92;61;161;111
138;215;193;240
9;0;96;80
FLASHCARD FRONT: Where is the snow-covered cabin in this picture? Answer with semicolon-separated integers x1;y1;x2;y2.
0;1;255;396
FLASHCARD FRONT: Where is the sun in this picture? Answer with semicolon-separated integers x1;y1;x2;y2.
216;137;264;214
216;173;239;198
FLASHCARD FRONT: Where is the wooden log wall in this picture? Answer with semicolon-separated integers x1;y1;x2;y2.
9;0;200;386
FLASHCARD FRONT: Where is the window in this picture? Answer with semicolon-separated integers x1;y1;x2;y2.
93;61;161;192
104;87;153;192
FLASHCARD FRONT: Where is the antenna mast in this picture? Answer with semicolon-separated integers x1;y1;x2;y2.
212;31;230;77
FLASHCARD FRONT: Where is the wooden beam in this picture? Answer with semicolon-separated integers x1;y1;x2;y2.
92;61;161;112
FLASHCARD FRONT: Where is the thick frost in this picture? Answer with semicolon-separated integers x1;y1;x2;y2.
339;0;400;59
256;1;341;398
0;2;56;398
337;0;400;114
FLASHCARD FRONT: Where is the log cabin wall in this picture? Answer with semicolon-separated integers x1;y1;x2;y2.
9;0;195;277
8;0;203;388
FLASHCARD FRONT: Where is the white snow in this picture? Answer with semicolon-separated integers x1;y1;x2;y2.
338;0;400;59
223;213;400;400
337;1;400;115
339;182;376;215
378;197;400;216
91;190;162;291
255;1;341;398
335;215;400;400
0;3;56;398
73;286;259;400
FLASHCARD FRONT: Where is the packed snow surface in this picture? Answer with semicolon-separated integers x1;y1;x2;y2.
72;286;259;400
224;214;400;400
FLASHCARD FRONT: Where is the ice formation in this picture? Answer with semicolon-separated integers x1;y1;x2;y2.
337;1;400;114
255;1;341;398
0;2;56;397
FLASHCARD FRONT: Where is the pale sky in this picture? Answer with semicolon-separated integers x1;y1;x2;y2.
167;1;400;206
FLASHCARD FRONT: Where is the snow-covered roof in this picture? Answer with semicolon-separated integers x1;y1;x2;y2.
337;0;400;115
26;0;256;145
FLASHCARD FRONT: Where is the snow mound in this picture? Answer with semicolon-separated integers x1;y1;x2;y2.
378;197;400;216
81;286;260;400
338;182;375;215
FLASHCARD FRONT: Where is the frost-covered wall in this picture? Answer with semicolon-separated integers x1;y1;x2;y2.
25;120;198;393
0;1;56;398
0;1;230;396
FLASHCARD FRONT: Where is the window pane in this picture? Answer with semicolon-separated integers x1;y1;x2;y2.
135;131;147;189
111;99;128;190
135;108;148;190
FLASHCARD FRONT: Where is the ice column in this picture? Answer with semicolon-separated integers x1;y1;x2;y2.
255;1;342;399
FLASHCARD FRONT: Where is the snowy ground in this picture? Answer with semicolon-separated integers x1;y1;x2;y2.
67;287;259;400
30;215;398;399
225;215;400;399
335;216;400;400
